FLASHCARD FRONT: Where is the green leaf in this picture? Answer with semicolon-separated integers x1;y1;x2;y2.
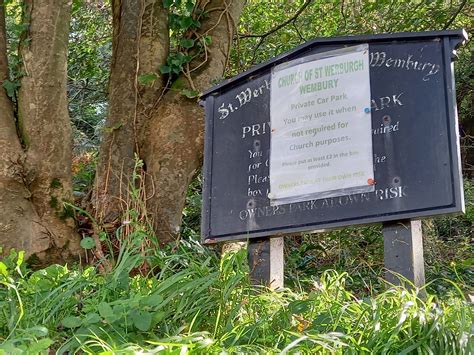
0;262;8;278
138;73;158;86
98;302;118;323
460;258;474;267
115;270;130;291
80;237;96;250
26;338;53;353
99;231;107;241
61;316;82;329
25;326;49;337
35;279;53;290
159;65;172;74
179;16;194;30
83;312;101;325
0;340;22;354
180;38;195;49
203;35;212;46
98;302;113;318
141;293;164;307
15;251;24;274
181;88;200;98
185;0;194;12
130;310;152;331
2;80;19;99
171;58;182;66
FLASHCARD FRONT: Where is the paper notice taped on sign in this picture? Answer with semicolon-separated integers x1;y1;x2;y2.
269;44;374;205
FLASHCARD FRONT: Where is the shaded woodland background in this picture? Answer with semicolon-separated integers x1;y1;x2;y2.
0;0;471;265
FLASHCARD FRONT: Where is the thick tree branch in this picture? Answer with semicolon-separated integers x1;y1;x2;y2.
187;0;245;91
19;0;75;214
93;0;144;224
136;0;169;132
1;0;81;263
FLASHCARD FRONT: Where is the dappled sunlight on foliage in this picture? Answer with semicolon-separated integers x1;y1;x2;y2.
1;242;472;353
0;178;472;352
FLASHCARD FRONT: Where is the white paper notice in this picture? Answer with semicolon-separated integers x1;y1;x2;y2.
269;45;374;205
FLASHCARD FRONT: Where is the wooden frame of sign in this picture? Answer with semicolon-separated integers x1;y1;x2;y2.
200;30;468;289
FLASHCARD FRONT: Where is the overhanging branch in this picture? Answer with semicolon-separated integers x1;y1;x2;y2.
237;0;313;40
237;0;313;64
443;0;468;30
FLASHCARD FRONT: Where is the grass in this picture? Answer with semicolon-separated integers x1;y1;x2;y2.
0;238;473;354
0;173;473;353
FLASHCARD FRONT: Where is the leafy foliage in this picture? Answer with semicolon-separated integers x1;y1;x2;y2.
68;1;112;152
0;242;472;353
230;0;473;127
1;169;473;353
233;0;472;72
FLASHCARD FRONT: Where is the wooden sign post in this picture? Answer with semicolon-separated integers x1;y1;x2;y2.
200;30;467;289
248;237;284;289
383;220;425;289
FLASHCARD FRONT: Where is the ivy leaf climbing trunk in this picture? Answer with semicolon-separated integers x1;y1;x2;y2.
0;0;81;264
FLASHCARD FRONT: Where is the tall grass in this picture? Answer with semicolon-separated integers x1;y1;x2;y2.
0;241;472;354
1;165;472;353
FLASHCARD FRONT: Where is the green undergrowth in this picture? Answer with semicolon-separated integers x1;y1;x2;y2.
1;173;473;353
1;239;473;354
283;180;474;298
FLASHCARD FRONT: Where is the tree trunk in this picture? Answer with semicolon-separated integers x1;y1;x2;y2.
0;0;46;257
0;0;81;264
93;0;244;245
93;0;168;226
142;0;245;244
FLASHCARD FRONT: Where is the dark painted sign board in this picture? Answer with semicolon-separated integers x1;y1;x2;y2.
200;30;468;244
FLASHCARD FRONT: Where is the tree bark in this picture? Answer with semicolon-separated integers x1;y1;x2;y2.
137;0;169;131
0;0;47;257
93;0;168;226
93;0;243;245
142;0;245;244
0;0;81;264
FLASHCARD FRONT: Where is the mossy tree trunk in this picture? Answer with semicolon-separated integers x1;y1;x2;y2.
0;0;81;264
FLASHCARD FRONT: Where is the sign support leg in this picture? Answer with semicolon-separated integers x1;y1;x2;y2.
248;237;284;289
383;220;425;290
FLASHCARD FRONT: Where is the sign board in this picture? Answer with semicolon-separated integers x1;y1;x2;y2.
200;30;467;244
